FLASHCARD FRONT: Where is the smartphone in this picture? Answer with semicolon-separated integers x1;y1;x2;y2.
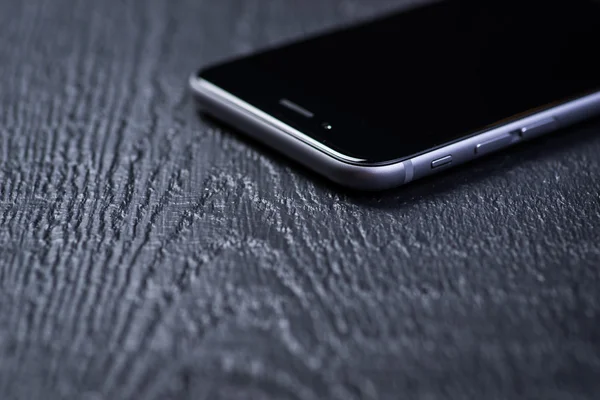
190;0;600;190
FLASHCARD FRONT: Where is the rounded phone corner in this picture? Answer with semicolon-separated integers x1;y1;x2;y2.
187;76;410;191
188;72;204;93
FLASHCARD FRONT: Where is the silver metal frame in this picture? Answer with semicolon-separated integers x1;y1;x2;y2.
190;76;600;191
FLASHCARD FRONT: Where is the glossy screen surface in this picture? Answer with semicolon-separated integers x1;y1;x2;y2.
201;0;600;163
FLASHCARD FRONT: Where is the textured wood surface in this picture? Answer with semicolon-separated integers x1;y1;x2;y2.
1;0;600;399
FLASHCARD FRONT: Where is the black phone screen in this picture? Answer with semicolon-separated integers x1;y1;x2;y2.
201;0;600;163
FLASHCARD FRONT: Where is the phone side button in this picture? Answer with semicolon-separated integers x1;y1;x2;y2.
474;134;513;156
520;118;559;139
431;155;452;169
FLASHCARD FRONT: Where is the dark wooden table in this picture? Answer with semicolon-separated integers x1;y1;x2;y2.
1;0;600;399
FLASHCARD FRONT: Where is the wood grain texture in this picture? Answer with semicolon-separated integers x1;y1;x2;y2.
1;0;600;399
